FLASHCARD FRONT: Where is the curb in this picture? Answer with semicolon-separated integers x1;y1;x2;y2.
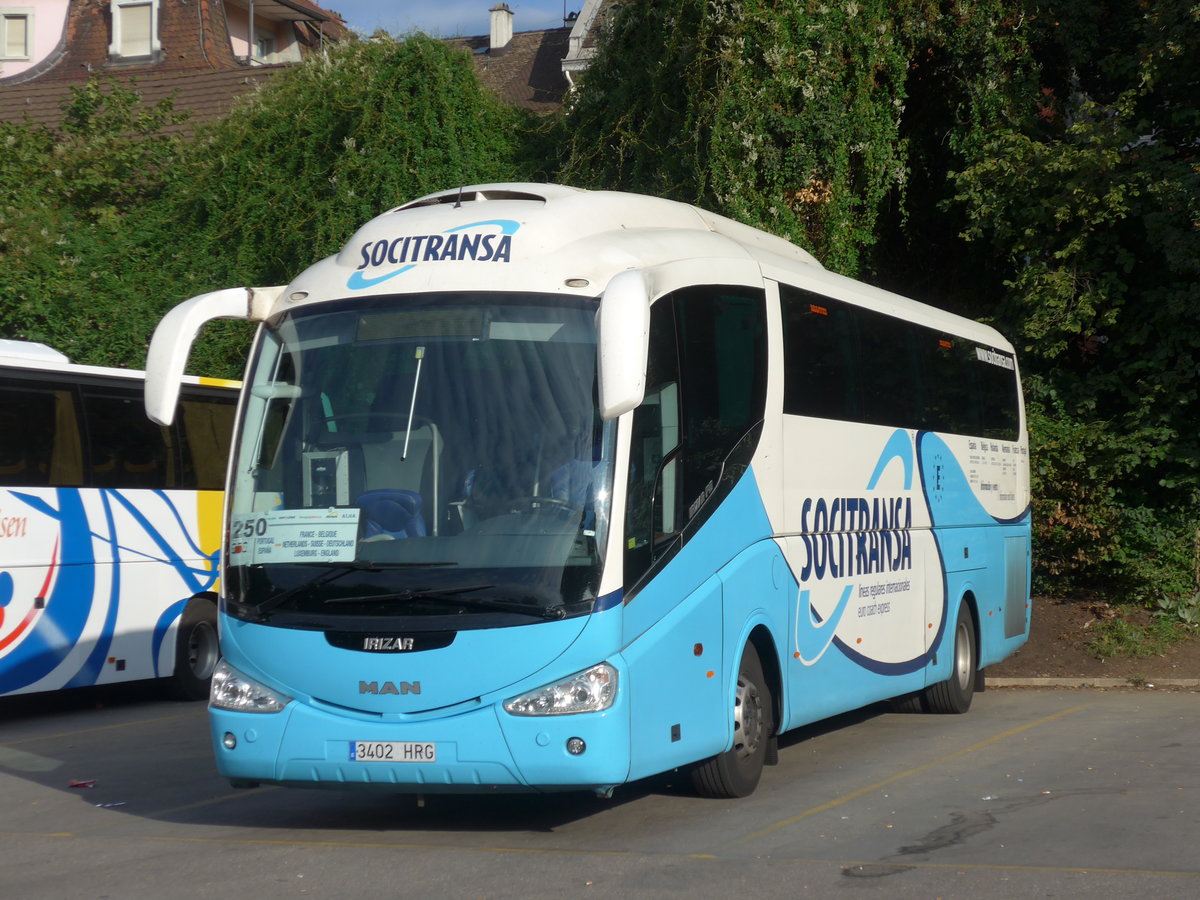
989;676;1200;689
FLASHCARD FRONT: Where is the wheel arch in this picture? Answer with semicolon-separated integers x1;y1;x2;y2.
958;588;986;691
959;590;981;662
163;592;221;701
745;623;782;737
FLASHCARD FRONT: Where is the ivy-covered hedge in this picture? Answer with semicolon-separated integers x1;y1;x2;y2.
1;34;530;375
557;0;1199;613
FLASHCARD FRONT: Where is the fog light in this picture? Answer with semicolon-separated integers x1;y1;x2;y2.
222;732;237;750
566;737;586;755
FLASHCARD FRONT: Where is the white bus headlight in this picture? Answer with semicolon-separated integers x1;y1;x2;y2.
210;659;291;713
503;663;618;716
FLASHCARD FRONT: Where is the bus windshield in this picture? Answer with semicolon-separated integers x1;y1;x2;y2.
225;293;614;629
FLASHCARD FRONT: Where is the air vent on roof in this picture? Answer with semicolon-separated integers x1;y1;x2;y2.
399;188;549;210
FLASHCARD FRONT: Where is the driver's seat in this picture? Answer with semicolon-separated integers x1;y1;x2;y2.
357;489;426;540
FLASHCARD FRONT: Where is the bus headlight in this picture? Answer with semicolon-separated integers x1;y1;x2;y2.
503;663;618;716
210;659;291;713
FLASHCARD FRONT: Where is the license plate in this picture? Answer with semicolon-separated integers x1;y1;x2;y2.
349;740;436;763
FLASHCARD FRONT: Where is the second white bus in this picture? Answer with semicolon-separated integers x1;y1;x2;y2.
0;340;237;700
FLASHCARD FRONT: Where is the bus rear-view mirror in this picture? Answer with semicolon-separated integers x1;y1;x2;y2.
145;286;282;426
597;269;651;420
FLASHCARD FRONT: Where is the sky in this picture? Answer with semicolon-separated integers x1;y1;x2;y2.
324;1;578;38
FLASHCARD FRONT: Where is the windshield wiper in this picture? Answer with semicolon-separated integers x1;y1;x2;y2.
247;561;456;618
324;585;567;620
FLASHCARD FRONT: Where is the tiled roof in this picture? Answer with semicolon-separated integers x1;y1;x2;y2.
0;66;287;134
448;28;570;114
1;10;569;134
242;0;340;23
0;0;347;132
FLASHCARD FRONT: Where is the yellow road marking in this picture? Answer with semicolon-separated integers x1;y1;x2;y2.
731;703;1089;845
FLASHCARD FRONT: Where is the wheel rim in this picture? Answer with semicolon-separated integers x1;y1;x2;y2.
187;621;220;680
732;672;764;760
953;618;973;692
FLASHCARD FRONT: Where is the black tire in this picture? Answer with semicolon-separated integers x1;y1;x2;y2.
165;598;220;701
691;643;773;798
922;602;977;714
889;691;926;713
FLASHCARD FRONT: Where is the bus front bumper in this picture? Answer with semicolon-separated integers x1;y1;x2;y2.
208;697;631;794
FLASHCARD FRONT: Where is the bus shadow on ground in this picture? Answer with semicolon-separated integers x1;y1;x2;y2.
143;703;895;834
0;680;171;721
1;686;891;835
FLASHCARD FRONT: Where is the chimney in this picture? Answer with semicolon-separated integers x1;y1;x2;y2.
489;3;513;52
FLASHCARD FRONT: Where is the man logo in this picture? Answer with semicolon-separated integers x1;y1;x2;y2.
359;680;421;695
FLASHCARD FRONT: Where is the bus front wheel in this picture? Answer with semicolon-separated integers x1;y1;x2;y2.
166;598;220;701
691;643;773;798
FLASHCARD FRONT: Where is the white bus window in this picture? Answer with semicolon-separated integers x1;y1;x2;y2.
82;391;174;489
0;380;84;487
179;392;237;490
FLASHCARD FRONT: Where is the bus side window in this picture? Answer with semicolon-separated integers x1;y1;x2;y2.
82;391;175;489
624;300;681;588
781;286;857;420
0;380;84;487
674;287;766;514
623;286;767;592
178;392;237;490
855;307;920;428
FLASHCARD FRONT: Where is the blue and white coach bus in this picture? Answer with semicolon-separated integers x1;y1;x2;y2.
0;340;237;701
144;184;1030;798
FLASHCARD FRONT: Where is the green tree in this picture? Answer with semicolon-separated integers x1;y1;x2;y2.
951;0;1200;605
0;78;186;364
558;0;1028;278
2;35;537;377
163;34;528;292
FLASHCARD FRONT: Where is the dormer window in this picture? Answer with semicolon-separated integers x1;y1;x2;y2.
108;0;160;61
254;28;275;63
1;9;32;61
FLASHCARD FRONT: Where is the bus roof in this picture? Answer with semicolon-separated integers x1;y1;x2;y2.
285;183;819;300
270;183;1013;354
0;338;239;389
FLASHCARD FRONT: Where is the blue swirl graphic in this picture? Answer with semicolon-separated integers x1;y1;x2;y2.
0;489;220;693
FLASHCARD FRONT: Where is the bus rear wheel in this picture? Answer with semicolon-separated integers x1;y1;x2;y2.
922;603;977;714
691;644;773;798
166;598;220;701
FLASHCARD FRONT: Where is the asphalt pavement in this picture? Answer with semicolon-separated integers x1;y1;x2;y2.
1;683;1198;898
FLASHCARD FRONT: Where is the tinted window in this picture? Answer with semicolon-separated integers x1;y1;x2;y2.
0;379;84;487
83;391;177;488
0;372;234;491
781;284;1019;440
675;286;767;503
624;285;767;589
178;389;237;490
